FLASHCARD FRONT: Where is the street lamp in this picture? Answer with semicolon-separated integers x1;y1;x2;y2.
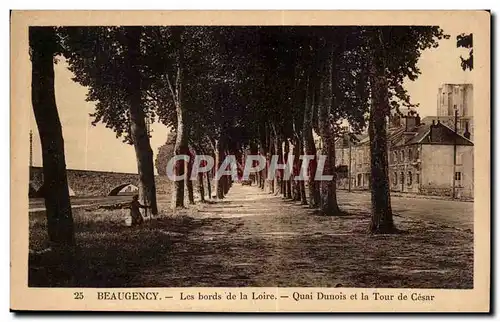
342;125;352;193
452;105;458;199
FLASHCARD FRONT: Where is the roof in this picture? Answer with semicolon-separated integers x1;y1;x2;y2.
404;124;431;145
405;122;473;146
337;119;473;149
334;132;369;148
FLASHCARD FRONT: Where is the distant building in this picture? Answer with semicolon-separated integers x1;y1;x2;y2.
436;83;473;140
387;113;474;199
334;132;369;190
330;111;474;199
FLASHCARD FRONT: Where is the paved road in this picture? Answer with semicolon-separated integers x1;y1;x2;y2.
337;191;473;230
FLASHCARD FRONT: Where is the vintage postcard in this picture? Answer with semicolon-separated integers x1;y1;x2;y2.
10;10;490;312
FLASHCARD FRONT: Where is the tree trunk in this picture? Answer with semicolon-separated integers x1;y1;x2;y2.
198;172;205;202
291;139;301;201
222;175;229;195
169;29;188;209
172;131;187;208
303;76;320;208
368;37;395;233
300;179;307;205
123;27;159;215
215;139;224;199
297;138;308;205
284;139;292;198
318;133;339;214
318;47;340;215
30;27;75;246
224;150;232;194
273;134;282;195
225;175;232;194
206;171;212;199
186;153;195;204
258;145;267;190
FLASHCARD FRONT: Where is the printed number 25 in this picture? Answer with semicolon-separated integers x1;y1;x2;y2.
74;292;84;300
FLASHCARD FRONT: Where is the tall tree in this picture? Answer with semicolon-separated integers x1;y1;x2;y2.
367;28;394;233
167;27;190;208
60;26;158;215
365;26;448;233
303;74;321;208
30;27;75;246
317;40;340;215
123;26;158;215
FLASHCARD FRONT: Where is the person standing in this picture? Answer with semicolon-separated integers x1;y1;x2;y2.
130;194;147;226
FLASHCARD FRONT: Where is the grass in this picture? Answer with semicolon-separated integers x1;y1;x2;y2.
29;185;473;288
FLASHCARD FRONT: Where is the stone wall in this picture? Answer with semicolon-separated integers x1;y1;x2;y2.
29;166;173;197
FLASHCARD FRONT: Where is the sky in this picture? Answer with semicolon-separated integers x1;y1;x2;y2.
29;25;474;174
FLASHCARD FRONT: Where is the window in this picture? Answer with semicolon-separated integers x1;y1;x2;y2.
401;150;405;162
455;172;462;181
394;152;398;163
400;172;405;185
408;171;412;186
456;153;463;165
408;148;413;160
416;173;420;184
393;172;398;185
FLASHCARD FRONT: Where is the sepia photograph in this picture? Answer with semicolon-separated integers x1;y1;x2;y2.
10;10;490;312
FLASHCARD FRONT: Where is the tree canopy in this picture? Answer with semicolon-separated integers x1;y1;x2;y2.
53;25;449;228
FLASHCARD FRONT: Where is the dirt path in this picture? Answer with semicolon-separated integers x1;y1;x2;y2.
29;183;473;288
133;184;473;288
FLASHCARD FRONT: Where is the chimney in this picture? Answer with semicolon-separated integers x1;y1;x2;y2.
405;111;418;132
463;121;471;140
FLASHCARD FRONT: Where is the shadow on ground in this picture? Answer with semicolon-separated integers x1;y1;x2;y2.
29;185;473;289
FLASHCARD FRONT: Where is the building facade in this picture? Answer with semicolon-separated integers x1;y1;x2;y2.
331;112;474;199
334;133;370;190
387;114;474;198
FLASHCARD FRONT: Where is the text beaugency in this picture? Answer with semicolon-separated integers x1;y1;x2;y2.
97;292;160;301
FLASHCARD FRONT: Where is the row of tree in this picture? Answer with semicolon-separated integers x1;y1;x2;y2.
30;25;449;248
